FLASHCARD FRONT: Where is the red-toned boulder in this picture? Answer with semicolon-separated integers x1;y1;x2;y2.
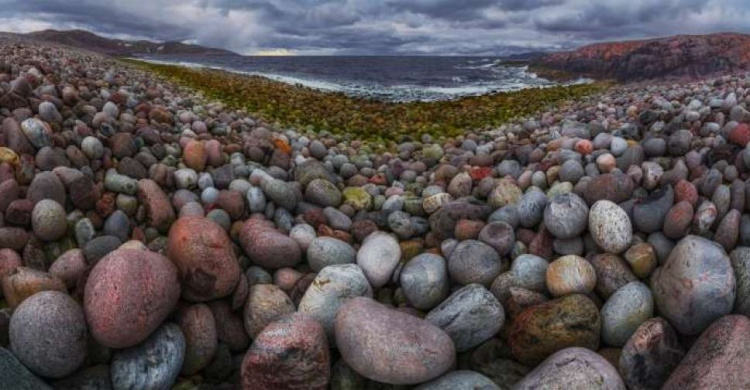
137;179;176;232
84;249;180;348
729;123;750;146
183;140;206;172
239;219;301;269
663;315;750;389
167;217;240;301
177;304;218;376
241;313;330;390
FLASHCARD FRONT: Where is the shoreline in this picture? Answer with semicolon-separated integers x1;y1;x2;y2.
128;56;595;103
121;58;605;143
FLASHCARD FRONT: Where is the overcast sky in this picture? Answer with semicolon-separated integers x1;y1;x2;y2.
1;0;749;55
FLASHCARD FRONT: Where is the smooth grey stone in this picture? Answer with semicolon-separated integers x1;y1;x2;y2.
601;282;654;347
517;190;547;228
83;235;123;265
298;264;372;340
425;284;504;352
9;291;87;378
514;347;625;389
633;185;673;234
111;323;185;390
652;235;735;335
509;254;548;294
488;204;519;228
543;193;589;239
356;232;401;288
307;237;356;272
400;253;450;310
0;347;52;390
448;240;506;286
559;160;584;184
324;207;352;231
246;185;266;213
103;210;130;242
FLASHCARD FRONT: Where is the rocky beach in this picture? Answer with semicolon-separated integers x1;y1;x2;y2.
2;33;750;390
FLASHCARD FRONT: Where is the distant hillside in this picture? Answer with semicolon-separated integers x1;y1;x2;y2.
530;33;750;81
25;29;238;57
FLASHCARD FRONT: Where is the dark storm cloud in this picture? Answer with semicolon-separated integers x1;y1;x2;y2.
1;0;749;55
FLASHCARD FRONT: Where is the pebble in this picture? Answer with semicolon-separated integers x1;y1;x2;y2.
589;200;633;254
243;284;295;339
619;317;685;390
0;347;52;390
177;304;218;376
298;264;372;340
509;294;600;365
9;291;87;378
731;247;750;316
111;323;185;390
601;281;654;346
30;199;67;241
84;249;180;348
425;284;504;352
543;193;588;239
306;237;356;271
167;216;240;301
514;347;625;390
545;255;596;297
449;239;505;286
652;235;735;335
240;219;302;269
415;370;500;390
663;315;750;389
335;297;455;385
242;313;330;390
356;232;401;288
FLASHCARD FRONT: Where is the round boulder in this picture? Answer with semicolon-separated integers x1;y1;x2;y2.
509;294;601;365
543;193;589;239
298;264;372;340
619;317;685;390
167;217;240;301
111;323;185;390
589;200;633;254
10;291;87;378
335;297;455;385
601;281;654;347
545;255;596;297
651;235;735;335
399;253;450;310
84;249;181;348
356;232;401;289
425;284;504;352
177;304;218;376
242;313;330;390
448;240;505;286
243;284;295;339
663;315;750;389
514;347;625;389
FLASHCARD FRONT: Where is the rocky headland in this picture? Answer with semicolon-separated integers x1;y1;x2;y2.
530;32;750;82
0;32;750;390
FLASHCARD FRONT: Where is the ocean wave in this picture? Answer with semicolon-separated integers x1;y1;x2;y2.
133;56;589;102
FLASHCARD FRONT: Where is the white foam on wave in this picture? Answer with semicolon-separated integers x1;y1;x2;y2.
132;56;592;102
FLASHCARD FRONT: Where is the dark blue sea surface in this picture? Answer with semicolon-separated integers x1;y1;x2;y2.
140;55;583;102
